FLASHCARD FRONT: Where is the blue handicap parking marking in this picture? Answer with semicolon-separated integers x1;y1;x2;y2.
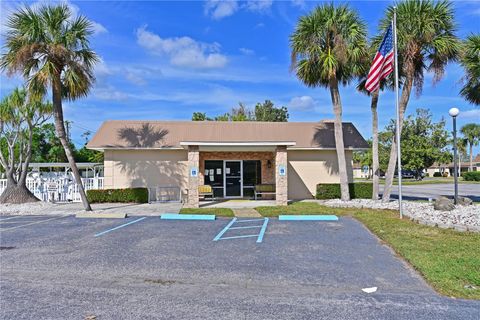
94;217;147;237
213;217;269;243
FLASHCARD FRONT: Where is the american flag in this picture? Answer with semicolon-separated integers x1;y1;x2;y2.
365;25;394;93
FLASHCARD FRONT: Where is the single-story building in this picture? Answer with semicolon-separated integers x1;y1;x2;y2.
87;120;368;207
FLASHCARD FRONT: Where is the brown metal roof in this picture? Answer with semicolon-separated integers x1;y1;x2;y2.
86;120;369;150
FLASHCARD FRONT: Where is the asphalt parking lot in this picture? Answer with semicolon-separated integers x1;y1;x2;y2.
1;215;479;320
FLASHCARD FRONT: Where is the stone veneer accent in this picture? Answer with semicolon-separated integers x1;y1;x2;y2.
185;146;199;208
275;146;288;205
199;152;275;185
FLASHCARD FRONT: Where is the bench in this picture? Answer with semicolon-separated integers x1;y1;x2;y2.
198;185;214;200
254;184;276;200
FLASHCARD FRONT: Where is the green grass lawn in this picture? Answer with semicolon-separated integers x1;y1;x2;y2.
255;202;480;299
179;207;234;217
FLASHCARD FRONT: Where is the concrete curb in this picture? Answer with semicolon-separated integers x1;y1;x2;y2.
76;212;127;219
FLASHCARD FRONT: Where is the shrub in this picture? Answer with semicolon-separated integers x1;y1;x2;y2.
433;172;443;177
87;188;149;203
442;172;449;178
316;183;373;199
462;171;480;182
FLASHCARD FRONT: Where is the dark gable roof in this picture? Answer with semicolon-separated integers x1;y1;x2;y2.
87;120;369;150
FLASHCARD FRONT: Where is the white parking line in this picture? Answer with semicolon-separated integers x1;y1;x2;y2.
0;215;69;231
0;216;22;222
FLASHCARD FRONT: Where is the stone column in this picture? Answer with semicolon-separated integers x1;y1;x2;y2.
185;145;199;208
275;146;288;206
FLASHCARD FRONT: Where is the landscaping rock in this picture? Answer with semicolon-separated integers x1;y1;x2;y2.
318;198;480;231
433;197;455;211
457;196;473;206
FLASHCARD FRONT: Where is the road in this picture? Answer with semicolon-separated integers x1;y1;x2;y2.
381;183;480;202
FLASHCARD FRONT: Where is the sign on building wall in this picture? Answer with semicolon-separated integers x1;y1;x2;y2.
190;167;198;177
279;165;286;176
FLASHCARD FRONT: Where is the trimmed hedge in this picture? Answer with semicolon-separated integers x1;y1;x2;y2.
462;171;480;182
433;172;443;177
87;188;149;203
316;183;373;200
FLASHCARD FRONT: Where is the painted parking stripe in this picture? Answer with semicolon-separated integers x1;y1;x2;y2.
0;216;22;222
94;217;147;237
229;225;262;230
220;234;258;240
279;215;338;221
0;215;69;231
256;218;269;243
213;218;237;241
235;218;265;223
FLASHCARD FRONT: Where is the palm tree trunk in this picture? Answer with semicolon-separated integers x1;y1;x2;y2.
382;75;413;202
469;143;473;172
52;73;92;211
371;89;380;200
329;79;350;201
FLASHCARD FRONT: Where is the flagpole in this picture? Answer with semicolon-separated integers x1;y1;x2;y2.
393;7;403;218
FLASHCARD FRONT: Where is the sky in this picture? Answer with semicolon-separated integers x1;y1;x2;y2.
0;0;479;154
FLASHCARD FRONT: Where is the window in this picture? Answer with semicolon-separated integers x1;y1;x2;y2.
243;160;261;198
204;160;224;198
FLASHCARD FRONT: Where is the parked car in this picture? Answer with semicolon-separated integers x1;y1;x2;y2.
394;170;424;180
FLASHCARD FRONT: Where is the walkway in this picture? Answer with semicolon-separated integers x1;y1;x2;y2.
232;208;262;218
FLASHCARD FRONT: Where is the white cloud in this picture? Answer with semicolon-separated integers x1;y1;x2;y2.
95;58;112;77
245;0;273;12
255;22;265;28
288;96;317;111
136;26;228;69
90;21;108;35
291;0;306;9
204;0;272;20
239;47;255;55
1;0;107;35
125;72;147;86
459;109;480;120
94;87;129;101
204;0;239;20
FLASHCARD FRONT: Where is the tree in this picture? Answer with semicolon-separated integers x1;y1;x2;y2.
396;109;451;173
460;123;480;171
255;100;289;122
192;101;288;122
459;34;480;105
192;112;212;121
379;0;459;202
1;4;99;210
0;88;52;203
290;3;368;200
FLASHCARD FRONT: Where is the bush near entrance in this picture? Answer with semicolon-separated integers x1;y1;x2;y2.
462;171;480;181
316;183;373;199
87;188;149;203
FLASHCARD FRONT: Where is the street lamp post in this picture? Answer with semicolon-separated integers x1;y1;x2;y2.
449;107;460;205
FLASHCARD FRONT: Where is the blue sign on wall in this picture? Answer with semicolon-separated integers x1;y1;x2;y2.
279;165;286;176
190;167;198;177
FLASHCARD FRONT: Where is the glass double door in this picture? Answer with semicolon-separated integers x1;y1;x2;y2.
224;161;242;198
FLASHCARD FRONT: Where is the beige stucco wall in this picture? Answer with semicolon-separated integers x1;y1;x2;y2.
103;149;353;201
287;150;354;199
103;149;188;190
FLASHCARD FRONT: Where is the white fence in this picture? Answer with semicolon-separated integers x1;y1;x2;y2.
0;177;104;202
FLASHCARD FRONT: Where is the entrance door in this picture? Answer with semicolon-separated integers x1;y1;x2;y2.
224;161;242;198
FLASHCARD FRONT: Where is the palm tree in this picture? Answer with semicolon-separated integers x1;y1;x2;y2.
459;34;480;105
380;0;459;202
290;3;368;200
1;4;99;210
460;123;480;172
